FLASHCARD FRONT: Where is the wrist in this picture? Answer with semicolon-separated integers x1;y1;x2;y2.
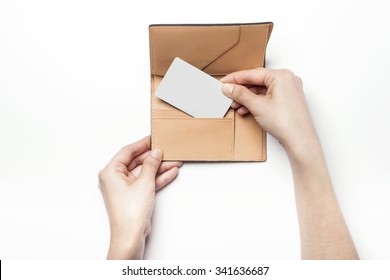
107;227;146;260
284;132;333;194
283;129;322;166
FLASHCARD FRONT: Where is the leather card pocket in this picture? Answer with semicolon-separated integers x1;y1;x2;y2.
152;118;234;161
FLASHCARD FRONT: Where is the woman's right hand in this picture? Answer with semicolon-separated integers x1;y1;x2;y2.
221;68;317;158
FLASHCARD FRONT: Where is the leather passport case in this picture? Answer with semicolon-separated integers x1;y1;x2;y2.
149;22;273;161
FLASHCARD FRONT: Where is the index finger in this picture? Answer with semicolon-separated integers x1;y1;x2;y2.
221;67;273;86
109;136;151;167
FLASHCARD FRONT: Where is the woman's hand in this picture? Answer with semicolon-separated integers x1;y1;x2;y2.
221;68;316;160
98;136;182;259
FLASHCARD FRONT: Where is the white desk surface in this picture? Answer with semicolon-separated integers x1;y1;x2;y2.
1;0;389;259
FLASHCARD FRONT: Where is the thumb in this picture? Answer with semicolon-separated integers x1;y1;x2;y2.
222;83;260;112
139;149;162;181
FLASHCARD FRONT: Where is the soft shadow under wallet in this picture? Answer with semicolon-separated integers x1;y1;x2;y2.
149;22;273;161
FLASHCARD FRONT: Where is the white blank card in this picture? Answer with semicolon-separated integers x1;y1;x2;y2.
155;57;232;118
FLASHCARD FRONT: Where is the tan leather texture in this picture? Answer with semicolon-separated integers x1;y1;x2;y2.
149;22;273;161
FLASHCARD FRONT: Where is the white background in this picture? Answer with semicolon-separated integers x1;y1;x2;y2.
0;0;389;260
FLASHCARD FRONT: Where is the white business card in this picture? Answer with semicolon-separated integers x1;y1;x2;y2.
155;57;232;118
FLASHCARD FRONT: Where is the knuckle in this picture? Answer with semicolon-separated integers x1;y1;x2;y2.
97;168;109;189
132;156;142;167
119;145;129;153
296;76;303;86
145;224;152;237
277;69;302;85
119;144;137;159
98;169;106;181
279;69;295;78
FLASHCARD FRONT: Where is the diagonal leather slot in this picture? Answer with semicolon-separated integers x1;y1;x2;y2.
150;26;240;76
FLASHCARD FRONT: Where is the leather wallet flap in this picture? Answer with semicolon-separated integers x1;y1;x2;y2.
150;25;240;76
150;23;273;76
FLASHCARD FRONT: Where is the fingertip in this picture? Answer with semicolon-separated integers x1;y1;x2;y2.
155;166;180;191
141;135;151;142
237;106;249;115
139;149;163;180
169;166;180;182
231;101;241;109
167;166;179;178
171;166;179;175
222;83;234;97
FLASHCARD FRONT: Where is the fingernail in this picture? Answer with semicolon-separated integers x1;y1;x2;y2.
150;149;162;160
220;77;227;83
222;83;234;97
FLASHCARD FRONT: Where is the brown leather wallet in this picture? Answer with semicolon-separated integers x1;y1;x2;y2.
149;22;273;161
